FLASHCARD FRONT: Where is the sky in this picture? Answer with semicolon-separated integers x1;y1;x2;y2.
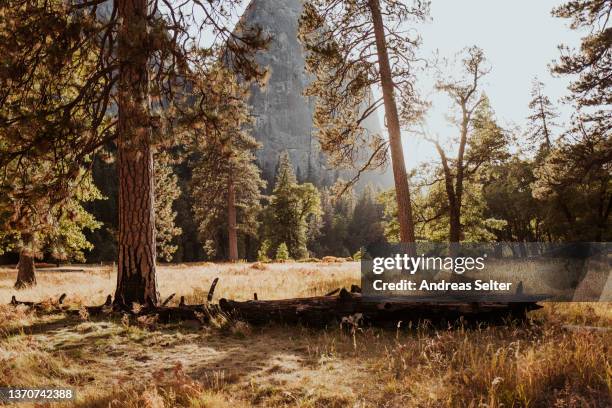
195;0;584;169
400;0;583;168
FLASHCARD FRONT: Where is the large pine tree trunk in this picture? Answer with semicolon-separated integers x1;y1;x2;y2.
14;247;36;289
368;0;416;246
114;0;159;308
227;178;239;261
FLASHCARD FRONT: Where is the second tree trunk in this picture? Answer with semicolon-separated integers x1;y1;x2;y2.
368;0;416;245
14;248;36;289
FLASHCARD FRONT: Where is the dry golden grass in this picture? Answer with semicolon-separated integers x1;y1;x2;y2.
0;262;610;407
0;262;358;305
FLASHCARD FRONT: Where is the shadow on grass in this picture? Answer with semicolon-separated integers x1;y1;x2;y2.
0;314;83;338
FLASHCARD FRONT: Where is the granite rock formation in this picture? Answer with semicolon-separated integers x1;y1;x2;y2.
240;0;392;190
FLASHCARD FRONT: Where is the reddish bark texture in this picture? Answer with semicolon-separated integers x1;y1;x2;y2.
368;0;416;246
15;248;36;289
114;0;159;307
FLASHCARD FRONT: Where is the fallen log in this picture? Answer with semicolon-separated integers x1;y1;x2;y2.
10;294;68;311
219;291;544;326
80;295;113;315
65;295;219;323
9;280;545;328
325;288;340;297
10;296;35;307
161;293;176;307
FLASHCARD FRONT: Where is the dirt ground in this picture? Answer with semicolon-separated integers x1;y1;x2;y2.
1;262;610;407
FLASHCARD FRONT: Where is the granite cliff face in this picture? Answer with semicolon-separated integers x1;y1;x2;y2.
241;0;392;189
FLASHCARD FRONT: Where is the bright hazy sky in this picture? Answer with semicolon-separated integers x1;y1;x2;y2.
206;0;584;169
401;0;582;168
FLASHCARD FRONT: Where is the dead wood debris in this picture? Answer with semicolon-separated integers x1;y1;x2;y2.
9;278;544;327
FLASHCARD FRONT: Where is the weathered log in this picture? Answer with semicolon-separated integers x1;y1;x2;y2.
161;293;176;306
69;295;113;316
325;288;340;296
10;295;35;307
219;292;544;326
9;282;546;328
10;294;68;310
339;288;353;300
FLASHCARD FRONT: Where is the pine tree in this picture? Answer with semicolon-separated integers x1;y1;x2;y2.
347;185;386;253
530;0;612;242
190;67;265;262
482;158;539;242
257;239;271;262
43;180;103;265
154;153;182;262
314;180;355;257
0;0;268;306
532;119;611;241
0;2;106;287
263;152;321;259
298;0;430;245
552;0;611;125
0;168;102;289
526;78;558;152
275;242;290;261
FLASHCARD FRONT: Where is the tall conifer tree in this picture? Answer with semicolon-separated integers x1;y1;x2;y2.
299;0;430;245
190;68;265;262
263;152;321;259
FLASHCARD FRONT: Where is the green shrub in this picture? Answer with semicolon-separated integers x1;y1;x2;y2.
275;243;290;261
257;240;271;262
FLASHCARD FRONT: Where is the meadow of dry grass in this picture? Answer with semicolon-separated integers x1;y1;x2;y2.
0;262;610;407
